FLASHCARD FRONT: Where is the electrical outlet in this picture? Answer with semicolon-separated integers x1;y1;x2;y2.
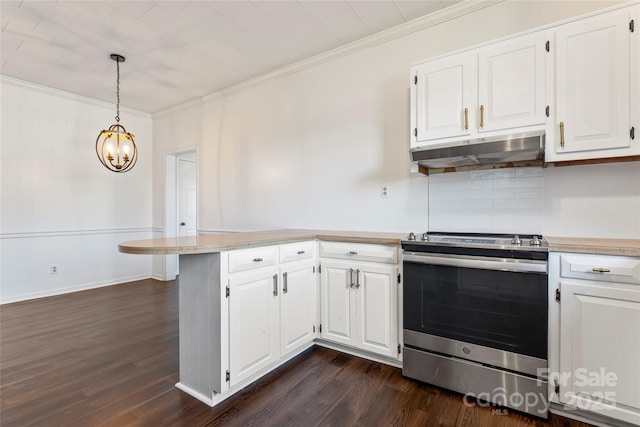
51;265;58;274
381;184;389;198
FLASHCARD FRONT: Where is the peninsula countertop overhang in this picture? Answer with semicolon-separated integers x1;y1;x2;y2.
118;229;408;255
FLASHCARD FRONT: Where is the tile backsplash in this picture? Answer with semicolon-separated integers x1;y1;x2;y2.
428;167;544;234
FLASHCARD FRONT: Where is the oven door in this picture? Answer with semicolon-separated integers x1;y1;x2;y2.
403;252;548;360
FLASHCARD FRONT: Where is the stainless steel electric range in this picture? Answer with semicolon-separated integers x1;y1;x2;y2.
401;232;549;417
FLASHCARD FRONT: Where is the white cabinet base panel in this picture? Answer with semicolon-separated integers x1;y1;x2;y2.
315;340;402;369
177;342;316;407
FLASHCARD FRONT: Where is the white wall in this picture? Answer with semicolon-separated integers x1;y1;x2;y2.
543;162;640;238
152;0;635;251
0;78;154;303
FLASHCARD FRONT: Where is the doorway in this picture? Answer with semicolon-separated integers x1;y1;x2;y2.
164;150;197;280
178;153;197;237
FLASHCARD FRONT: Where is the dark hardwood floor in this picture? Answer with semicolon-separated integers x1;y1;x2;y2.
0;279;593;427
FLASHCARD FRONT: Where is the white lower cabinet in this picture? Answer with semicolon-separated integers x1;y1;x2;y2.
180;240;398;407
355;265;398;358
228;266;280;387
549;252;640;426
227;243;317;388
280;259;316;358
320;257;399;359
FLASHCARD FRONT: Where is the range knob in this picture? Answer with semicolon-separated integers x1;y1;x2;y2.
511;234;522;245
530;235;541;246
408;232;416;241
421;232;429;241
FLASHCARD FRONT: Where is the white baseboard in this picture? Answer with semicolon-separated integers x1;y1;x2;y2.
0;274;152;305
175;382;214;406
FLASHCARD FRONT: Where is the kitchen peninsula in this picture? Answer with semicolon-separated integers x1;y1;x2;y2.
119;229;406;407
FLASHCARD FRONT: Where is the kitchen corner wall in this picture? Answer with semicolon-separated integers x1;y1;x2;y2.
151;0;633;267
0;78;155;304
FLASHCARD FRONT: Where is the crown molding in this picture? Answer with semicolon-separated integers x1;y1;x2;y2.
0;75;152;119
153;0;503;118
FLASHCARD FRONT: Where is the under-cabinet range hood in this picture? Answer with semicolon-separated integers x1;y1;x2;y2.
410;131;545;170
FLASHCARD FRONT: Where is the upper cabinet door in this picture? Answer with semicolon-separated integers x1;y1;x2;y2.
412;53;475;144
478;33;547;133
553;7;637;159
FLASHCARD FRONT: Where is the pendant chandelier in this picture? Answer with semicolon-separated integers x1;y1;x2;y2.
95;54;137;173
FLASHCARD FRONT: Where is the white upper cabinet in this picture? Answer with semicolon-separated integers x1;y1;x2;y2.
478;34;547;133
410;32;547;149
412;53;475;143
547;5;639;162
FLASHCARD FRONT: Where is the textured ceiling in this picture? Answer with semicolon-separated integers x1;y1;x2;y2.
1;0;462;113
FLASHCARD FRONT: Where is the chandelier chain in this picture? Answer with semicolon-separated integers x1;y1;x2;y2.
115;59;120;123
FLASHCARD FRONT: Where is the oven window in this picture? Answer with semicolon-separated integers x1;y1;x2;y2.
403;262;547;359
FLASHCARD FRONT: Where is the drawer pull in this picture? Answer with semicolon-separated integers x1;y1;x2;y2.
297;250;305;255
252;258;263;263
348;251;358;255
592;267;611;273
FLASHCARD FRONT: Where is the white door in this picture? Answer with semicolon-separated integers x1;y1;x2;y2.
478;33;547;132
412;52;475;144
280;260;315;357
355;264;398;358
554;9;632;157
559;281;640;425
229;267;280;386
320;260;355;347
178;158;197;237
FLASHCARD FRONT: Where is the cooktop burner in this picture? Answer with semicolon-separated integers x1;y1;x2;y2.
402;231;548;252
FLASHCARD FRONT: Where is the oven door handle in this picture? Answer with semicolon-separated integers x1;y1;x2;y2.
403;253;547;273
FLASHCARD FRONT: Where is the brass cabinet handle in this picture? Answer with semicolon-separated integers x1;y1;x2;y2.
464;108;469;130
592;267;611;273
480;105;485;128
560;122;565;147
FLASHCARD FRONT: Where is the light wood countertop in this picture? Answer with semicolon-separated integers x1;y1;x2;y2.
546;236;640;257
119;229;406;255
120;231;640;257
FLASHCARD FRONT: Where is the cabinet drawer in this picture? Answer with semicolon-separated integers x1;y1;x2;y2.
279;241;315;264
319;242;398;264
228;246;278;273
560;253;640;285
